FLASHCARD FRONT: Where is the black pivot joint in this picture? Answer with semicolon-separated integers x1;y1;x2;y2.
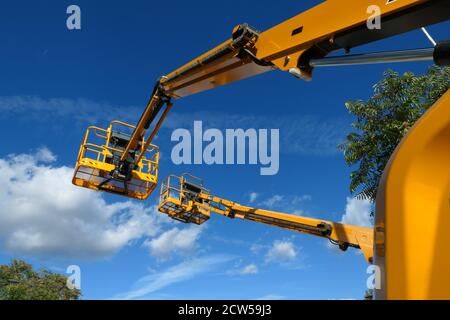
434;40;450;66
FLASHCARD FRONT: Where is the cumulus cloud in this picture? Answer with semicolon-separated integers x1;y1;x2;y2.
144;226;203;260
265;240;298;263
0;148;170;259
341;197;373;228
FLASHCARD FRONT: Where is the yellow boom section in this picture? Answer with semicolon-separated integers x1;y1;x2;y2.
158;174;374;263
161;0;449;97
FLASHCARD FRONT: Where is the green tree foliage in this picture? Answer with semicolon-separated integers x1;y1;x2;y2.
364;289;374;300
0;259;81;300
340;66;450;203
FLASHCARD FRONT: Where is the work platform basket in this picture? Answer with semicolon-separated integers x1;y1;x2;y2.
159;174;211;224
72;120;159;200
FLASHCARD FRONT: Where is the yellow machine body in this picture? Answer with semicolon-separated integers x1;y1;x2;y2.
376;90;450;299
73;121;159;200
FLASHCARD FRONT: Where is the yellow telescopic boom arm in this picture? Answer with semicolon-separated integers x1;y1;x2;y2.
158;174;374;263
160;0;449;98
119;0;450;181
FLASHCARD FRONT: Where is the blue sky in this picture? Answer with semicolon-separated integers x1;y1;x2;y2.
0;0;448;300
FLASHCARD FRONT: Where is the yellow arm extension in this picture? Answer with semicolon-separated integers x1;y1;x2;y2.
158;174;374;263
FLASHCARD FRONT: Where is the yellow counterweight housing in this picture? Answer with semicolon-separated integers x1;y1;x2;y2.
376;89;450;299
72;120;159;200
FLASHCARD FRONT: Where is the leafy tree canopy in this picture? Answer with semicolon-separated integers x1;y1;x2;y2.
0;259;81;300
340;66;450;203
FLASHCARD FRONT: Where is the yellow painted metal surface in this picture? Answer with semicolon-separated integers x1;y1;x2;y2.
121;94;160;159
161;33;272;98
163;60;270;98
376;90;450;299
256;0;425;61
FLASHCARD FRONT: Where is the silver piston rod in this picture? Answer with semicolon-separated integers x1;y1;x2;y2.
309;47;435;67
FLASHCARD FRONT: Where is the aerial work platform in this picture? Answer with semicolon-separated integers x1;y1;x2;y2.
73;120;159;200
159;174;212;225
158;173;374;263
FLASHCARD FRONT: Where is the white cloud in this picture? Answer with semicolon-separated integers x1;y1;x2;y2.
144;226;203;260
0;148;168;259
226;262;259;276
292;195;312;203
241;263;258;275
35;147;57;162
341;197;373;228
249;192;259;203
261;195;284;208
0;96;347;156
0;95;140;125
265;240;298;263
250;244;265;254
113;255;234;300
291;209;305;216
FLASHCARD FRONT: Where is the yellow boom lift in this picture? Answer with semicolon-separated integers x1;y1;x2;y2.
73;0;450;299
158;174;374;263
